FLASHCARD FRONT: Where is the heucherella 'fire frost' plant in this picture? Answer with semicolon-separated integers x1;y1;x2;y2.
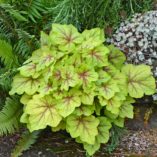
9;24;156;156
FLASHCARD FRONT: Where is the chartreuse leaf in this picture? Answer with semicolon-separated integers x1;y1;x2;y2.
108;45;126;68
99;96;121;114
36;50;56;71
112;73;128;98
77;64;98;88
18;62;40;78
96;117;112;143
113;117;125;127
52;89;64;100
103;63;119;77
75;137;100;156
57;90;81;117
9;74;40;95
97;70;111;85
20;94;32;105
20;112;29;124
104;110;118;120
40;31;51;46
52;65;62;86
41;66;54;82
51;120;66;132
60;66;78;91
82;117;112;156
95;103;103;116
105;110;124;127
119;103;134;119
67;53;83;68
25;95;62;132
50;24;83;51
83;45;109;67
122;64;156;98
83;138;100;156
119;97;135;119
81;90;95;105
20;105;29;125
26;46;55;71
27;48;43;64
28;46;55;65
38;82;57;97
74;105;95;116
66;115;99;144
81;28;104;49
98;80;120;100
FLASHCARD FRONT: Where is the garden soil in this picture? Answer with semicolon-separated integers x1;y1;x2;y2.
0;105;157;157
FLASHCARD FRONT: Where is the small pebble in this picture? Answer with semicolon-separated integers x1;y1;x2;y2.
38;151;42;155
65;139;69;143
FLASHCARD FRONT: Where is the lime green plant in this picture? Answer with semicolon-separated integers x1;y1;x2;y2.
9;24;156;156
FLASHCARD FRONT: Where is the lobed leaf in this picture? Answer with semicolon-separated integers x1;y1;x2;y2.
122;64;156;98
9;74;40;95
25;95;62;132
66;115;99;144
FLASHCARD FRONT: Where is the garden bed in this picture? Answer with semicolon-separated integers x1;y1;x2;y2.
1;105;157;157
0;1;157;157
1;128;157;157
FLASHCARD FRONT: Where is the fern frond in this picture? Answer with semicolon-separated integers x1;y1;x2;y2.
0;88;7;110
0;70;12;90
11;130;40;157
14;29;39;61
0;3;27;22
0;96;22;136
0;68;17;91
0;4;17;41
26;0;45;22
0;39;19;68
15;0;46;23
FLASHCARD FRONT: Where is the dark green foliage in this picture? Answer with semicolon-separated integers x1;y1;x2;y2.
127;0;153;13
0;3;40;59
0;0;153;34
0;39;19;108
14;29;39;62
39;0;153;31
0;4;15;41
105;125;127;153
0;39;18;68
0;96;22;136
0;69;17;92
0;2;41;112
18;0;45;22
11;130;40;157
